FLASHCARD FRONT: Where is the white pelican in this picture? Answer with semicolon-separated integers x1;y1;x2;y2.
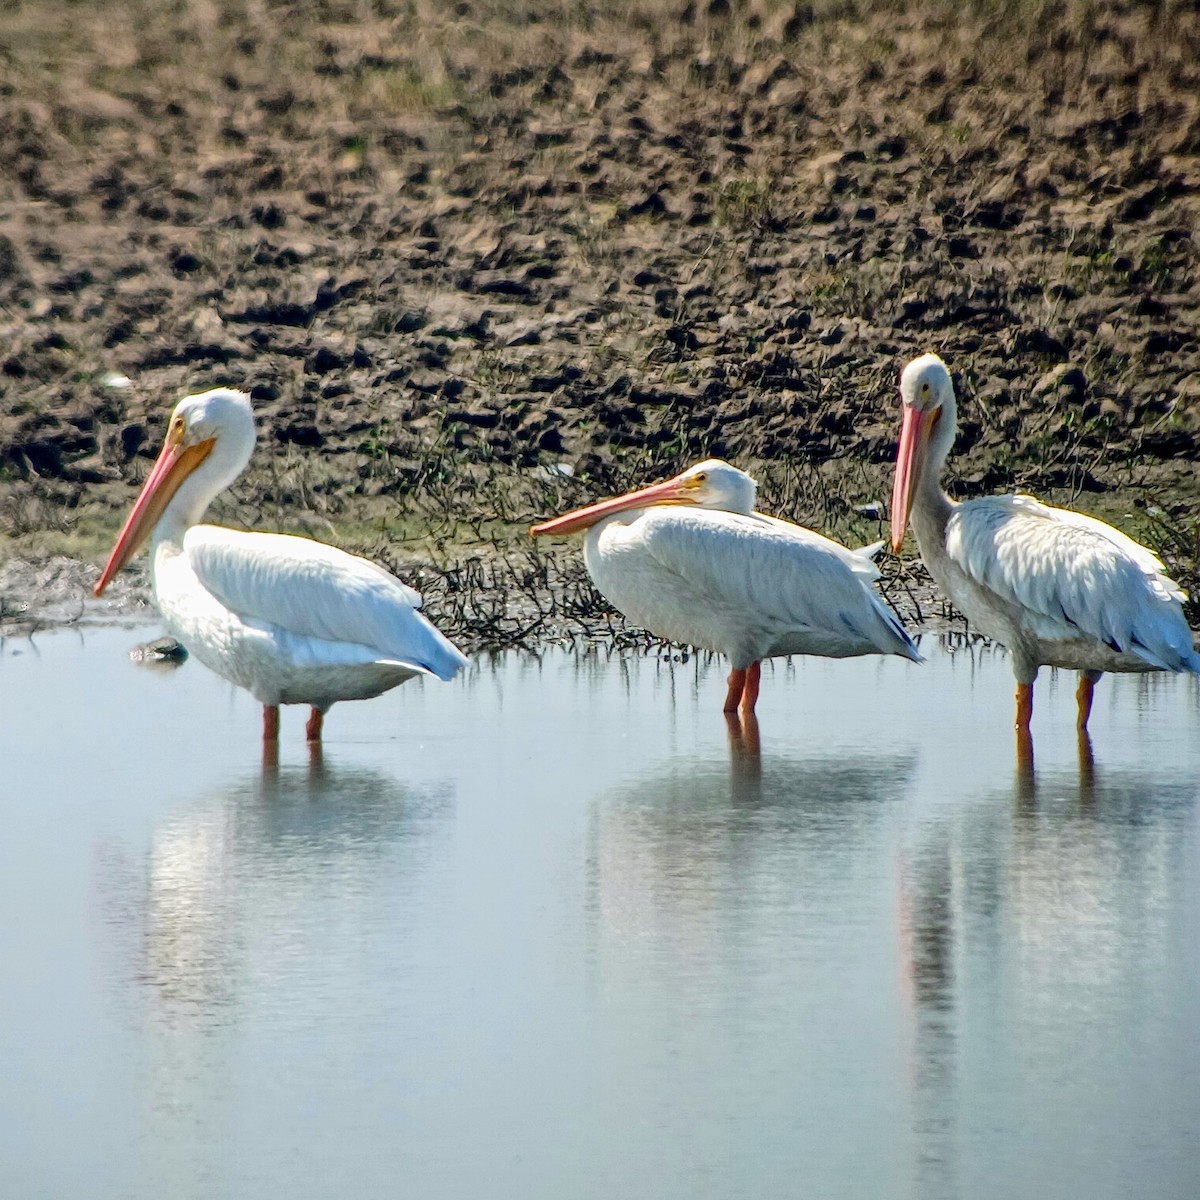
530;459;921;714
890;352;1200;732
94;388;467;742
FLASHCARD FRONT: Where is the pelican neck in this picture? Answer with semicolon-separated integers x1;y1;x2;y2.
909;427;956;550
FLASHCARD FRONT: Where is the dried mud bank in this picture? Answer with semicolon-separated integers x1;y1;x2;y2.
1;0;1199;637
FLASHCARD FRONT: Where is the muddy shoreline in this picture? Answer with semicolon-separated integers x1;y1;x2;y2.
1;1;1198;639
0;535;964;658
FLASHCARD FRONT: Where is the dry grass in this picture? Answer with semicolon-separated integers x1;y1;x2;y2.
1142;506;1200;627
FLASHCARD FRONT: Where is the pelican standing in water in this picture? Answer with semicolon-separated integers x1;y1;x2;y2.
95;388;467;741
890;352;1199;733
531;459;921;714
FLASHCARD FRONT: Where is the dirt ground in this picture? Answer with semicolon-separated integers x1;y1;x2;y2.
1;0;1198;637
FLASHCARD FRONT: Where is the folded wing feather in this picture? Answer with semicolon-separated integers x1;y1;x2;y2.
185;526;467;679
945;495;1195;669
639;510;917;655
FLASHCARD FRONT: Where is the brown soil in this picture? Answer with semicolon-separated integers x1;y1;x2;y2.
1;0;1199;634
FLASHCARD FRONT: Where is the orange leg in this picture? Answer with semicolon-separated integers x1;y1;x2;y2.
305;707;324;743
741;661;762;715
724;668;747;712
263;704;280;742
1014;683;1033;731
1076;675;1096;731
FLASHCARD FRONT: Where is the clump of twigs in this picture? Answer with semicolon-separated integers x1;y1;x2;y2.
382;541;660;652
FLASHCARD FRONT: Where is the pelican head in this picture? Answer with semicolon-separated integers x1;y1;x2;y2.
530;458;757;537
672;459;758;512
890;353;957;551
95;388;256;596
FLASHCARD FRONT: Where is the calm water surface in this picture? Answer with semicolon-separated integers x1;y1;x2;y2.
3;626;1200;1199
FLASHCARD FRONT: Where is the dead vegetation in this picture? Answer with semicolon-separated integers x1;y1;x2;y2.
1142;505;1200;627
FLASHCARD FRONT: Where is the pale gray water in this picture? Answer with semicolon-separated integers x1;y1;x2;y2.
2;627;1200;1199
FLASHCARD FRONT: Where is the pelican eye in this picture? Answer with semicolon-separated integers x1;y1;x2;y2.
921;382;930;394
166;415;188;445
694;472;707;484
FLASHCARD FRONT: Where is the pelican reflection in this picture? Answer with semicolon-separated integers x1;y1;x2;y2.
587;747;917;949
897;753;1200;1196
98;756;455;1028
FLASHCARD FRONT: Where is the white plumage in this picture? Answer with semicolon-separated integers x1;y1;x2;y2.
95;388;467;741
890;352;1199;731
589;509;913;665
532;459;920;714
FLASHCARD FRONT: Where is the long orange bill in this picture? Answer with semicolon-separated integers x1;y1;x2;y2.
94;437;214;596
889;406;935;552
530;475;696;537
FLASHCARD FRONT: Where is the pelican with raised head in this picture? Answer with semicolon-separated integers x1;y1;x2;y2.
890;352;1199;733
94;387;468;742
531;458;921;714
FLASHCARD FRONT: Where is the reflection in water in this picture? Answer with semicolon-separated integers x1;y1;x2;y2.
95;756;454;1035
1016;724;1034;787
898;753;1200;1198
12;632;1200;1199
720;705;758;763
582;744;920;1192
587;745;917;961
91;755;455;1195
1016;724;1097;795
897;823;960;1200
1077;729;1095;789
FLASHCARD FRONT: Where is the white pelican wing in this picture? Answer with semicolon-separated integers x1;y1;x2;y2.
184;526;468;680
623;509;918;659
945;495;1196;670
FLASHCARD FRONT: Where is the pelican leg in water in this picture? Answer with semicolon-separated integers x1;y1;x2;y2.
890;353;1200;733
95;388;468;742
531;458;921;715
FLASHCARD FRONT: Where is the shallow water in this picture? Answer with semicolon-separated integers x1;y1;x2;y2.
3;626;1200;1200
